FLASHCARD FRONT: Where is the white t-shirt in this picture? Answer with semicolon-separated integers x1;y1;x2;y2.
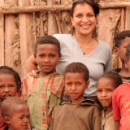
54;34;112;96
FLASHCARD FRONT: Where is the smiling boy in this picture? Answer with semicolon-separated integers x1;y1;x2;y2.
21;35;65;130
49;62;101;130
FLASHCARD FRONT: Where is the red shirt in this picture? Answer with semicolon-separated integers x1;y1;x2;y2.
112;83;130;130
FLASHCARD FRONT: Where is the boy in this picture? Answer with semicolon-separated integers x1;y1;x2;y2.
0;66;21;130
49;62;101;130
21;35;65;130
114;30;130;83
113;44;130;130
1;97;30;130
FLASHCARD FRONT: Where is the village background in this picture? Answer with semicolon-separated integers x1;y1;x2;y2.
0;0;129;78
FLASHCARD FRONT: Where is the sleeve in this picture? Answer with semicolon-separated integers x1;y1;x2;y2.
104;47;112;71
21;76;28;101
112;91;121;120
92;106;101;130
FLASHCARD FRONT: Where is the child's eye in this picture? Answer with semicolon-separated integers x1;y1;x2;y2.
10;85;14;87
20;116;23;119
77;82;82;85
97;90;102;92
27;115;30;118
107;89;112;92
0;86;3;88
50;55;55;57
39;55;44;57
66;83;71;85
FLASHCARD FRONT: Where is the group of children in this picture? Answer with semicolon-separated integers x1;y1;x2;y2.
0;30;130;130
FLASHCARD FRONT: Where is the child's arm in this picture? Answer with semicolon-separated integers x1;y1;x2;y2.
114;120;120;130
112;91;121;130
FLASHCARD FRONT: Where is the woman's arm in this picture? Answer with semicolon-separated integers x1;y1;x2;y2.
114;120;120;130
26;54;38;72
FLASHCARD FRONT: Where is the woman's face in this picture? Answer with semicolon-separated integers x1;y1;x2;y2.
71;3;96;36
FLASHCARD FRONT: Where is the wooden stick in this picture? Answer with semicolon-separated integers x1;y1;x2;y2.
0;2;130;14
120;8;125;32
99;2;130;9
30;0;36;41
125;7;130;30
0;0;4;66
47;0;58;35
19;0;36;78
55;13;61;34
5;0;18;67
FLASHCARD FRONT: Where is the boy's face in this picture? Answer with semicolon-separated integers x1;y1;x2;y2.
97;78;116;109
0;74;18;101
115;37;130;62
5;104;30;130
34;44;61;76
65;72;89;104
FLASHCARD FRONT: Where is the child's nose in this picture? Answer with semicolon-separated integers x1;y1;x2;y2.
71;84;76;91
4;87;9;92
102;91;106;97
44;57;49;62
24;117;29;123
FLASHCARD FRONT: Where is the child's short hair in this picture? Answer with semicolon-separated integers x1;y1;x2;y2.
1;97;26;118
64;62;89;82
35;35;60;54
98;70;122;88
126;44;130;61
0;66;21;91
114;30;130;47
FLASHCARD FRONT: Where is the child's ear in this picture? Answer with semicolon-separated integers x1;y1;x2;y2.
4;116;10;125
34;53;36;58
85;80;90;89
59;53;61;59
114;47;119;56
125;58;128;69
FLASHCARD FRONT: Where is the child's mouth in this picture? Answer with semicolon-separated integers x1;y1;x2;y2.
3;94;11;99
42;65;52;68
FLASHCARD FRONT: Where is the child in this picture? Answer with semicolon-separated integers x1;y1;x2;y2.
96;71;122;130
21;35;65;130
49;62;101;130
1;97;30;130
0;66;21;130
114;30;130;83
113;44;130;130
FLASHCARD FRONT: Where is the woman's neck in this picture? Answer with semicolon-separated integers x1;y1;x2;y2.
74;31;93;45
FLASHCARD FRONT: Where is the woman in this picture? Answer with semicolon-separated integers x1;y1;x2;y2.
26;0;112;98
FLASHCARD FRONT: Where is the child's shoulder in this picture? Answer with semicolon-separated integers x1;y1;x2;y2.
53;98;100;114
22;70;64;80
113;83;130;96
